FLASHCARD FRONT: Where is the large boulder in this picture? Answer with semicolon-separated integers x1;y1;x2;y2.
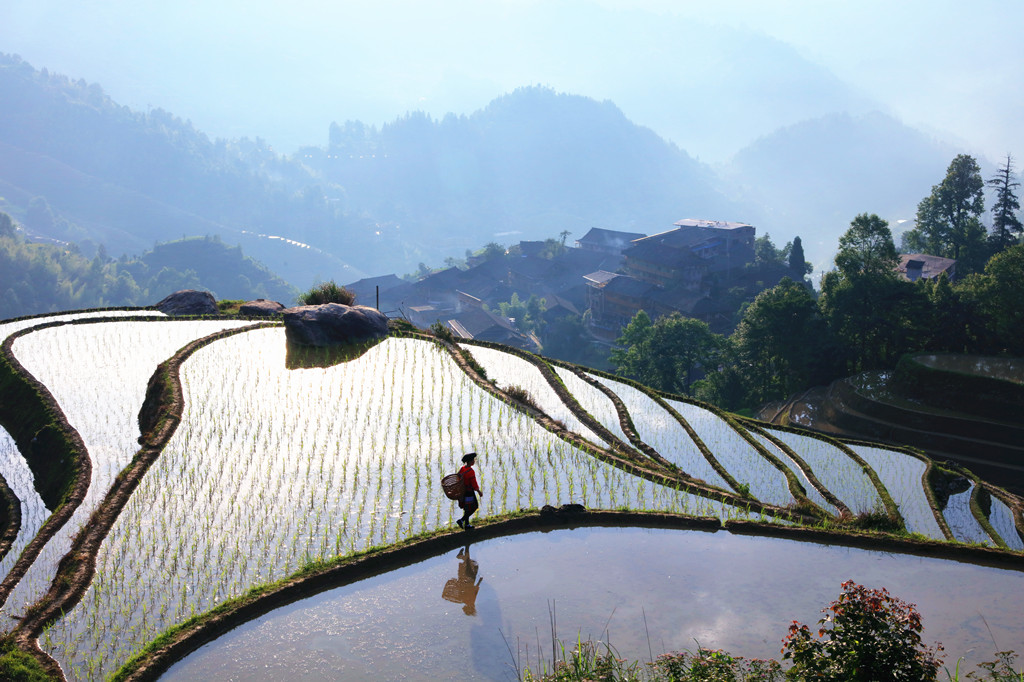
239;299;285;316
155;290;218;316
282;303;389;346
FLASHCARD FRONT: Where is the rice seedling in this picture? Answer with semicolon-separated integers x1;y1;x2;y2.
849;444;945;541
460;345;603;444
1;319;252;622
552;367;630;445
943;483;994;546
987;495;1024;551
762;428;881;515
0;426;49;583
749;431;838;516
586;376;732;491
41;330;757;679
666;400;794;506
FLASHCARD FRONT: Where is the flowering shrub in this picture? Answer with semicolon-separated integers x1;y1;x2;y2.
782;580;944;681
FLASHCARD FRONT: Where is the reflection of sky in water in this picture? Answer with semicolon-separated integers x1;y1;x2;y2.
917;355;1024;384
163;527;1024;681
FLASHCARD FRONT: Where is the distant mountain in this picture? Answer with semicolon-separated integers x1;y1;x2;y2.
310;86;743;263
0;218;298;318
725;112;962;271
2;52;982;292
0;53;369;288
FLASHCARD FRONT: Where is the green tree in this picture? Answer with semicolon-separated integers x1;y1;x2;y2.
821;214;926;372
788;234;812;280
967;244;1024;355
538;238;567;259
920;273;979;353
0;212;14;237
753;233;789;269
611;312;723;395
835;213;899;277
498;293;546;335
731;277;829;406
904;154;987;272
987;154;1023;253
479;242;506;260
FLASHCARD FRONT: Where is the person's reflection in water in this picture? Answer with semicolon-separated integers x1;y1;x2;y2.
442;542;483;615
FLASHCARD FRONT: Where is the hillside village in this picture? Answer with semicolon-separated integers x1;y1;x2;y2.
346;218;801;361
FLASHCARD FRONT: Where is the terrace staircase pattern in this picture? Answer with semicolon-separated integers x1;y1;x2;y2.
776;372;1024;498
0;316;1022;681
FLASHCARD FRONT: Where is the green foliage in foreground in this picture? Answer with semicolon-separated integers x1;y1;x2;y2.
524;581;1024;682
296;279;355;306
0;638;50;682
782;580;943;681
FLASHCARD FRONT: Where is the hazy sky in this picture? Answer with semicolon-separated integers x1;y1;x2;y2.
2;0;1021;163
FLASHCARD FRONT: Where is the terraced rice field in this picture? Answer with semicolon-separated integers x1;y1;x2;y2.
0;312;1019;681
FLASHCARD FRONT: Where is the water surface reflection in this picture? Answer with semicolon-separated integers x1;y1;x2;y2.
162;527;1024;681
443;543;483;616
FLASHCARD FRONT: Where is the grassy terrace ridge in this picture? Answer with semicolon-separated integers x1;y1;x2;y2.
0;314;281;617
0;469;20;564
0;318;1022;680
112;511;1024;682
449;336;811;522
740;416;905;528
457;335;1024;538
0;325;93;614
5;321;278;679
469;338;825;516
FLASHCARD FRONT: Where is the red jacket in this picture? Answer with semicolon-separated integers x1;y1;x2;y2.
459;465;480;494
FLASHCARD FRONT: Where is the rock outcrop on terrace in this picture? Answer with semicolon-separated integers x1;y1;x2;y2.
282;303;389;346
154;290;218;316
239;299;285;316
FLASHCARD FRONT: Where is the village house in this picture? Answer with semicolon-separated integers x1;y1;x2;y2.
897;253;957;282
621;219;755;290
575;227;647;256
348;219;760;354
585;219;757;333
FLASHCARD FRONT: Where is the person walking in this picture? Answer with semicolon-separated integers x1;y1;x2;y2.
457;452;482;530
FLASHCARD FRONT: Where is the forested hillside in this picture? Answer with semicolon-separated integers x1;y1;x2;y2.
725;112;961;268
0;53;370;288
311;87;741;254
0;213;296;318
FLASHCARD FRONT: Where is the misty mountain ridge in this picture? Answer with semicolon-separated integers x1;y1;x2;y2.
724;111;966;271
312;86;736;258
0;53;371;287
0;52;995;295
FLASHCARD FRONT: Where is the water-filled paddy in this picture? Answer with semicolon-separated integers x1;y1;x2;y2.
162;526;1024;681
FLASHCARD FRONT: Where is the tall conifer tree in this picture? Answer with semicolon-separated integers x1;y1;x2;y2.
987;154;1023;252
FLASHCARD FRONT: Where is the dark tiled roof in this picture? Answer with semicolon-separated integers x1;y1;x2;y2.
623;240;687;267
577;227;647;247
554;248;623;273
448;306;516;337
584;270;619;285
673;218;754;230
898;253;957;280
508;256;556;280
605;275;655;298
543;294;580;317
466;256;511;280
343;274;404;307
